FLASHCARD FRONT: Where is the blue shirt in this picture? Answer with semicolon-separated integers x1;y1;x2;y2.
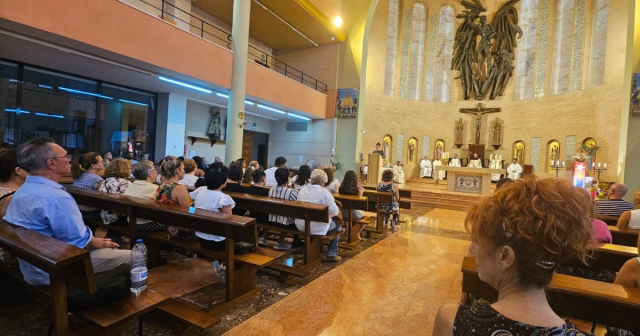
3;176;92;286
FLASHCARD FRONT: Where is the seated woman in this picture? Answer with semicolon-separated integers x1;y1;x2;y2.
292;165;311;191
323;167;341;194
433;178;594;336
72;152;105;220
260;168;298;250
191;156;206;176
0;149;26;217
222;163;246;193
98;158;131;227
377;169;400;230
339;170;368;240
178;159;200;188
617;188;640;230
295;169;341;262
123;161;163;231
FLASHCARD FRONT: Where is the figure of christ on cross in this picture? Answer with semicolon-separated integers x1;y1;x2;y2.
459;103;501;144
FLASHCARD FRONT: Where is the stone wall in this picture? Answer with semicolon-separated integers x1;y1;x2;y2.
361;0;630;181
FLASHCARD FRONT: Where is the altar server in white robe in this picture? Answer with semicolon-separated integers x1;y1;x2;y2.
468;153;482;168
450;154;461;167
489;154;502;182
507;158;523;179
419;156;432;178
432;157;445;180
393;161;406;184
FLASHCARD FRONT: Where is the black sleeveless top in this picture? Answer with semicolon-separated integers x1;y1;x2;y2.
454;305;594;336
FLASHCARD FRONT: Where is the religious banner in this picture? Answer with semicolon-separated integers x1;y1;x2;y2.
632;74;640;117
336;88;359;118
573;161;586;188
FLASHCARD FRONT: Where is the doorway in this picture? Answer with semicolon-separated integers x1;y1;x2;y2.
242;130;269;168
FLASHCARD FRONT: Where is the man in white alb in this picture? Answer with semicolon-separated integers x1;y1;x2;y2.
507;158;523;180
432;157;445;180
392;161;405;184
450;154;461;167
468;153;482;168
419;156;432;178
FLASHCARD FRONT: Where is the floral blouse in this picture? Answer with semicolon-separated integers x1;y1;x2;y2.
99;177;130;225
156;183;194;238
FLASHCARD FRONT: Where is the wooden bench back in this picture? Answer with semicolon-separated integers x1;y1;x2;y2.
609;226;639;247
363;185;412;198
462;257;640;333
562;243;638;273
595;214;620;226
223;191;329;222
67;187;257;243
362;190;412;210
333;194;368;211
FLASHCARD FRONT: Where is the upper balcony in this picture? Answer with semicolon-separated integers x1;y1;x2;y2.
0;0;346;119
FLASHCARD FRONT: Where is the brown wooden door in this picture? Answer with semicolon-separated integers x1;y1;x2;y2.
242;131;253;163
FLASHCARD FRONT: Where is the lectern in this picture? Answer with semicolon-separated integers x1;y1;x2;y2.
367;154;384;184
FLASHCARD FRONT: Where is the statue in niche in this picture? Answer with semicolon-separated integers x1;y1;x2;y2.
409;141;416;164
452;0;522;100
492;117;501;148
207;107;222;140
455;118;464;147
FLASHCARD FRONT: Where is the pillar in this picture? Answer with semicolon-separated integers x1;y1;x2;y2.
155;93;187;159
224;0;251;164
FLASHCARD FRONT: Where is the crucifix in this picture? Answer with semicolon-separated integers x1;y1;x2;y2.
459;103;501;144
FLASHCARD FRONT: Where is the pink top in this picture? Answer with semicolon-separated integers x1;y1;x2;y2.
592;219;612;244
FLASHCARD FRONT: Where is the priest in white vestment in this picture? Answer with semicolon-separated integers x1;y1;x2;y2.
489;154;502;182
450;154;461;167
507;158;523;179
468;153;483;168
393;161;406;184
432;157;445;180
419;156;432;178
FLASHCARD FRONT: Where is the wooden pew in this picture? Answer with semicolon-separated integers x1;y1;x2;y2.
363;184;412;199
222;191;342;279
596;214;620;227
66;187;284;317
362;190;412;234
610;226;639;247
462;257;640;333
562;244;638;273
0;219;171;336
333;193;371;248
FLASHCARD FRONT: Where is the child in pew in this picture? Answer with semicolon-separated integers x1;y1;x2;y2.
190;165;256;283
259;167;298;250
377;169;400;230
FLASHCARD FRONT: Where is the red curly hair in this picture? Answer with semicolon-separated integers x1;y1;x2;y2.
465;177;594;288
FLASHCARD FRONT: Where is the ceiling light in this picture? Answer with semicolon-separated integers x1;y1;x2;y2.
245;100;255;105
58;87;113;99
288;112;310;121
4;108;30;114
244;111;279;121
216;93;229;98
158;76;212;94
35;112;64;119
9;79;18;83
38;84;53;89
333;16;343;27
257;104;286;114
118;99;149;107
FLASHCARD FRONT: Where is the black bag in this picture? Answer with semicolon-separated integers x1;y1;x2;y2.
67;263;132;311
234;242;256;255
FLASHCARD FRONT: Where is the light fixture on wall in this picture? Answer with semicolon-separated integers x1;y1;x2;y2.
257;104;286;114
333;16;343;27
4;108;30;114
216;93;229;98
35;112;64;119
288;112;310;121
158;76;212;94
244;110;279;121
58;87;113;99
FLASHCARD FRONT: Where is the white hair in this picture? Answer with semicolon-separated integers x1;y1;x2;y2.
310;169;328;185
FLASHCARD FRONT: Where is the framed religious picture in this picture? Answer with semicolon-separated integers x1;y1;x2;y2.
434;139;445;160
632;74;640;117
512;140;525;165
336;88;359;118
407;138;418;164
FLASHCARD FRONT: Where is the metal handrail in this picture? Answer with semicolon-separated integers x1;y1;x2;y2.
125;0;328;93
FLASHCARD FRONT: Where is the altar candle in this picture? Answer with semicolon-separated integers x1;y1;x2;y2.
562;161;565;167
556;160;559;167
604;163;607;169
592;162;595;168
598;162;601;168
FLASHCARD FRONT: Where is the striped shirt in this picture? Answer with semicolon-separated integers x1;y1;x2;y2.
73;172;103;211
595;199;635;216
268;186;298;225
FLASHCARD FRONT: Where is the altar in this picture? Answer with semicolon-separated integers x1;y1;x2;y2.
434;166;505;195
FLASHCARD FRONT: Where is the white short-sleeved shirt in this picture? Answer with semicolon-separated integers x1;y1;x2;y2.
294;185;340;235
190;187;235;242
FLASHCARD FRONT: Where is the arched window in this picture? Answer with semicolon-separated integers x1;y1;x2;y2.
434;5;454;103
551;0;575;95
589;0;608;87
408;3;427;100
514;0;539;100
384;0;400;96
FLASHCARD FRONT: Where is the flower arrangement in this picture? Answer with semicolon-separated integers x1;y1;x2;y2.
572;152;590;163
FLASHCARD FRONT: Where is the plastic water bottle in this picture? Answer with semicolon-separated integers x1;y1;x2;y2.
130;239;148;297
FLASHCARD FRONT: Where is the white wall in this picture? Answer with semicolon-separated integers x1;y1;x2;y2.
165;94;187;157
269;119;334;168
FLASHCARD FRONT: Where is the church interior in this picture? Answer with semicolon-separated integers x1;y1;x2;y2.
1;0;640;335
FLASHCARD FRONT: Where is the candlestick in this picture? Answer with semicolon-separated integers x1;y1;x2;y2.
598;162;601;168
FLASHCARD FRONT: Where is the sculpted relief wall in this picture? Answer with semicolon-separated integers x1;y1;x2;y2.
361;0;626;180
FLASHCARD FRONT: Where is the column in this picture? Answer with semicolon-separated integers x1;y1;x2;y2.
225;0;251;164
155;93;187;159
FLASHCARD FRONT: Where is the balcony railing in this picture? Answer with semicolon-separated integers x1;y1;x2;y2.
122;0;328;93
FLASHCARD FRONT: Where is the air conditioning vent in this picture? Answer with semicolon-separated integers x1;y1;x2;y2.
286;122;308;131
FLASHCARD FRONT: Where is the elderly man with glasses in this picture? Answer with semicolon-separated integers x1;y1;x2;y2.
596;183;635;216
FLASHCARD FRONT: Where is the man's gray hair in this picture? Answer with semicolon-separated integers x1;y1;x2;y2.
17;137;56;173
310;169;328;185
132;161;154;180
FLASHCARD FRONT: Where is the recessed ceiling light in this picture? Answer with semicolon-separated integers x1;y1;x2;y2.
333;16;343;27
